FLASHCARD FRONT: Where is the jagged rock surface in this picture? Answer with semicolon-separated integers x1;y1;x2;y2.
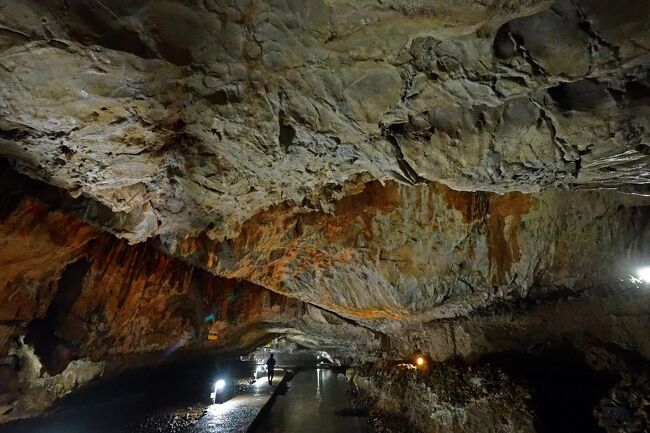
350;362;536;433
1;0;649;325
1;0;649;245
350;346;650;433
166;180;650;327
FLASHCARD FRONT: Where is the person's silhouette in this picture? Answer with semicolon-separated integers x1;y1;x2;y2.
266;353;276;384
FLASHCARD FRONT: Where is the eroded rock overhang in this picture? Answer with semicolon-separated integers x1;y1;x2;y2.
1;0;649;324
1;0;649;244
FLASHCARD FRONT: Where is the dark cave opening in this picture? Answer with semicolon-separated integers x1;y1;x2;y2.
278;110;296;151
25;259;90;376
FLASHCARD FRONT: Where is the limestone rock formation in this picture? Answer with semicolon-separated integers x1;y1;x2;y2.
0;165;374;421
1;0;649;244
1;0;650;430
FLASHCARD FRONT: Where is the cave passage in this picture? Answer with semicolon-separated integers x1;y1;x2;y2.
3;0;650;431
0;352;369;433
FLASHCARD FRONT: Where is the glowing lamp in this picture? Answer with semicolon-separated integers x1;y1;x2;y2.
210;379;227;401
637;267;650;283
416;356;425;367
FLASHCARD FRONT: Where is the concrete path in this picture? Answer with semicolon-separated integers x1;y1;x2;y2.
190;372;285;433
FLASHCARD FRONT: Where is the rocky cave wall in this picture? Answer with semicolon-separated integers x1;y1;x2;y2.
1;0;650;430
167;179;650;325
0;164;375;422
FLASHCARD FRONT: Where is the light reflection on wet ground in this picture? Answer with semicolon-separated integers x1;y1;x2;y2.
189;372;283;433
0;365;366;433
0;360;264;433
252;369;368;433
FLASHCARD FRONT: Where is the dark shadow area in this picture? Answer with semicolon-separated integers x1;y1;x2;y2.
278;111;296;151
547;79;612;112
206;88;242;105
483;347;618;433
492;23;515;60
0;356;254;433
59;0;158;60
25;259;90;375
0;157;122;228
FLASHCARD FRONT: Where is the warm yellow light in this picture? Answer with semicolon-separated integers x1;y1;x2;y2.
416;356;425;366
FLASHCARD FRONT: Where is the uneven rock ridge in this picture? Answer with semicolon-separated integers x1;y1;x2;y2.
1;0;650;430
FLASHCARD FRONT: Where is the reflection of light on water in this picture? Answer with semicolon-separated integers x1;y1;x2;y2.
202;395;261;428
207;399;239;416
316;368;323;401
205;399;245;424
632;267;650;283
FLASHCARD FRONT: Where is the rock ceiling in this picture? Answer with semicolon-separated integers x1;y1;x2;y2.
2;0;650;240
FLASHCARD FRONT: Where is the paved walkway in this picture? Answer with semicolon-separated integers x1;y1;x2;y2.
190;372;285;433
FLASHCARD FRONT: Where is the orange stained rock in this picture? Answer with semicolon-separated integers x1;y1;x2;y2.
322;302;406;321
436;183;535;285
334;180;400;216
333;247;355;263
314;180;400;240
435;183;490;223
0;198;99;322
486;193;534;285
178;179;537;306
0;192;305;369
178;180;400;286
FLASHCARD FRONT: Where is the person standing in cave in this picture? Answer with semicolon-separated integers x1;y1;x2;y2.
266;353;276;384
